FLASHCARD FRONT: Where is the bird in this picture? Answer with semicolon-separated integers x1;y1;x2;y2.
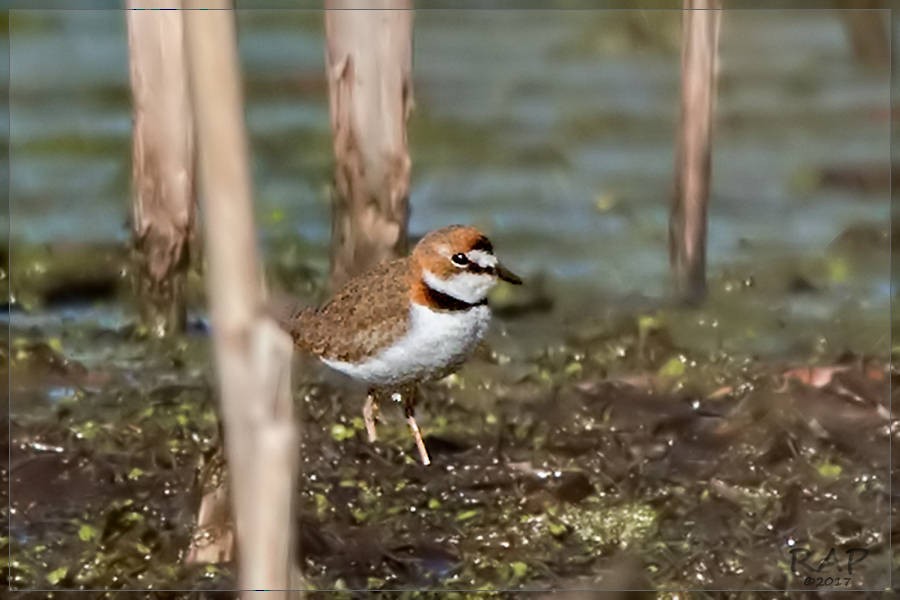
280;225;522;465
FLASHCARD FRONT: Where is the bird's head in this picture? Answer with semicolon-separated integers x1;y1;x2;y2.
411;225;522;306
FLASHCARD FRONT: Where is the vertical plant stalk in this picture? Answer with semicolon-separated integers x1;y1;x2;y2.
669;0;721;304
183;3;298;596
838;2;890;68
126;3;195;336
325;0;414;290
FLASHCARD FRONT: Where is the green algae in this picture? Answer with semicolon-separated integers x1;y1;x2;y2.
558;501;658;552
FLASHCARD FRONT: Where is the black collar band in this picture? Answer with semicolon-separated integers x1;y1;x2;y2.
422;284;487;311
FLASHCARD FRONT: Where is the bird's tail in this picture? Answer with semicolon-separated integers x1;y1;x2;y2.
265;289;314;350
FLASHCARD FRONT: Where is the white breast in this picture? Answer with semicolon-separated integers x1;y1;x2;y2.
322;303;491;386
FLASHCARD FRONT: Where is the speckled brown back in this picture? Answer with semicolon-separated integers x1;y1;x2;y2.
286;258;412;363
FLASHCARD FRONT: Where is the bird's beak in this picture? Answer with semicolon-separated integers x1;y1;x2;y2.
497;262;523;285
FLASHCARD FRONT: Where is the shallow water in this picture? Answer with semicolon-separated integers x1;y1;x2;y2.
8;10;890;298
3;7;894;594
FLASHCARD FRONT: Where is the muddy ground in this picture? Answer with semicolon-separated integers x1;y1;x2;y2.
3;229;894;597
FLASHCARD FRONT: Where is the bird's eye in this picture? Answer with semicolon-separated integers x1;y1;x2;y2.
451;253;469;266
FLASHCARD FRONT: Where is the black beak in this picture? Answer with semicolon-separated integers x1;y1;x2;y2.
497;262;523;285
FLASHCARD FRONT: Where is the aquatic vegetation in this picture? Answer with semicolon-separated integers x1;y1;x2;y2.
6;244;892;591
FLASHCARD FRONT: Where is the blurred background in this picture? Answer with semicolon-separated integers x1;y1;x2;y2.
3;6;895;594
6;8;892;352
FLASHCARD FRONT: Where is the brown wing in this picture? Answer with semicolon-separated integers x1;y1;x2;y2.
288;258;411;363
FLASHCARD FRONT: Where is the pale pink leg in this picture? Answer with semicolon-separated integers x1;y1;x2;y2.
406;414;430;466
362;391;379;442
401;395;431;467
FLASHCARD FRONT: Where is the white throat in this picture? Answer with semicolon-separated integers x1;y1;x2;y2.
422;269;496;305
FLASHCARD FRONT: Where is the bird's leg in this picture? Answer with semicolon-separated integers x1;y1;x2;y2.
362;389;379;443
395;388;430;466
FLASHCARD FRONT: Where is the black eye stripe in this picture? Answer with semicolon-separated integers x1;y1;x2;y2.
466;262;494;275
449;250;494;274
